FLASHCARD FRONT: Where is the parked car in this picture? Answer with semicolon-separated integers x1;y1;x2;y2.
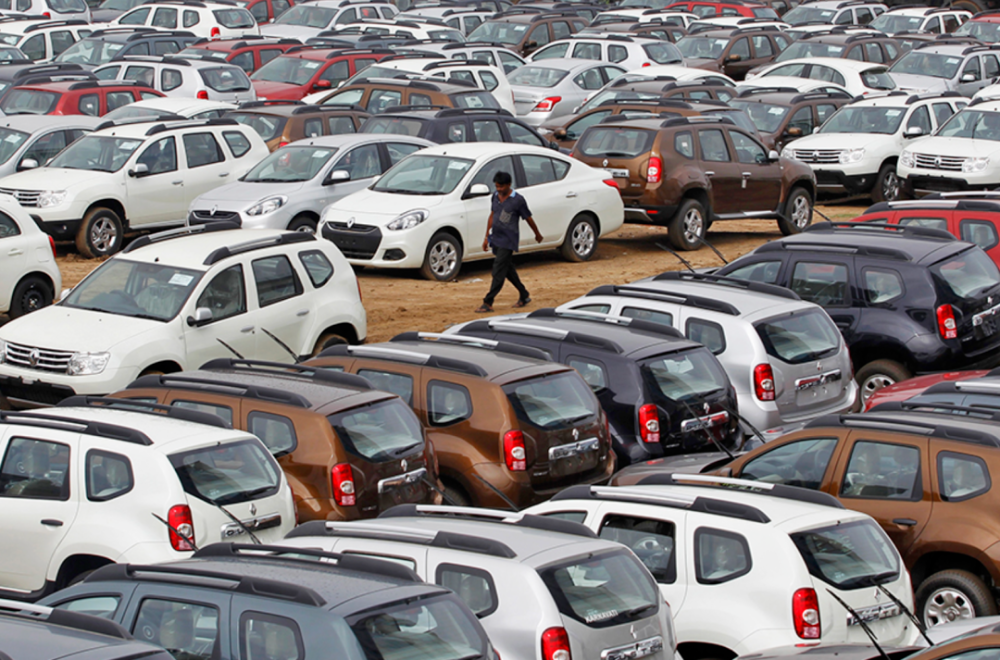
750;56;897;96
509;58;627;126
0;17;91;62
55;28;199;70
327;17;466;43
360;107;555;149
0;113;101;176
677;24;789;80
320;77;503;114
869;6;970;37
0;78;164;116
780;0;885;26
467;10;588;57
94;55;257;103
666;0;779;19
529;33;685;70
863;367;999;411
176;35;301;74
888;43;1000;95
250;46;392;101
744;27;903;79
410;38;526;75
259;0;398;41
731;87;852;151
101;95;235;120
576;71;739;112
112;0;260;40
226;100;369;150
0;61;91;101
0;196;60;318
398;6;494;34
237;0;294;24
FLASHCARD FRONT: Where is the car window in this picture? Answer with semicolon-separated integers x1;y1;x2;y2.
730;130;766;164
161;68;183;91
599;514;676;584
95;65;120;80
730;37;750;60
153;40;178;56
552;20;571;40
366;88;401;113
932;102;956;126
938;451;990;502
907;104;932;134
608;44;628;63
437;565;498;618
0;437;70;500
303;117;322;138
298;249;333;287
136;136;177;174
183;9;199;26
108;91;138;112
863;267;904;304
196;264;246;321
447;122;468;142
528;24;550;47
320;59;349;85
386;141;420;166
239;612;306;660
507;121;544;146
478;70;499;91
79;93;99;116
428;380;472;426
686;318;725;354
328;115;356;135
472;119;502;141
520;154;560;186
183;132;224;168
22;130;67;167
740;437;838;489
20;34;44;60
568;357;607;391
50;30;76;57
788;106;814;136
260;48;283;65
152;6;177;27
469;154;513;188
119;6;149;22
133;599;218;660
695;528;751;584
985;55;1000;80
698;128;730;162
675;130;694;158
223;130;252;158
572;42;602;60
899;216;947;230
863;42;883;63
55;596;120;620
252;254;302;306
841;440;921;500
961;219;999;251
170;400;233;426
816;103;838;124
85;450;132;501
790;261;849;306
358;369;413;404
249;1;268;22
573;67;604;90
622;307;673;326
752;35;773;59
0;212;19;237
963;55;981;81
248;411;297;456
447;71;476;87
337;143;380;180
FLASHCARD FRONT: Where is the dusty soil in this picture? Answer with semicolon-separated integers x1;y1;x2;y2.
18;201;868;341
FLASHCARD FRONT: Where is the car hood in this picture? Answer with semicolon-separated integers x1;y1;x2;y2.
0;167;112;191
90;8;122;21
192;181;307;208
0;305;165;353
325;188;447;225
787;132;890;150
260;23;322;39
683;57;719;70
889;72;950;92
907;136;1000;158
252;80;305;100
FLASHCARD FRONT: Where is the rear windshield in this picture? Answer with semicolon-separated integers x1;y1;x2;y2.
229;112;288;141
508;65;569;88
327;398;425;462
754;308;841;364
503;371;600;430
790;519;900;590
169;438;281;505
643;42;683;64
199;67;252;91
454;91;500;109
214;8;255;27
362;116;427;136
349;594;488;660
49;0;87;11
576;126;655;158
0;89;59;115
641;347;730;404
931;248;1000;299
539;549;660;628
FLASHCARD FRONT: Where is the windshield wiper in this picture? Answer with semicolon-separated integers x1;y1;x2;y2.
600;151;634;157
214;485;274;505
560;413;595;425
215;501;261;544
390;442;422;458
864;578;933;645
826;589;892;660
607;603;658;624
249;177;297;183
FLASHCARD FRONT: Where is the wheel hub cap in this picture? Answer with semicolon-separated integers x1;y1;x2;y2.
91;218;117;251
684;209;703;241
573;223;594;255
430;241;456;277
925;587;975;627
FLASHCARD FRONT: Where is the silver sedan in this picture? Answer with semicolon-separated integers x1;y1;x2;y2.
509;58;627;127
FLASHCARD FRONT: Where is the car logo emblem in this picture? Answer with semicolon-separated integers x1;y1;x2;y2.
817;361;823;372
249;502;257;516
347;217;355;229
934;157;941;168
28;348;39;367
401;459;408;471
210;205;217;216
703;403;710;415
572;428;579;440
630;624;638;640
874;588;881;602
603;159;609;167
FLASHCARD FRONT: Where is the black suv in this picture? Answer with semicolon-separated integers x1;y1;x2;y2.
716;221;1000;403
730;87;853;151
360;107;558;148
41;542;496;660
453;307;741;464
55;28;198;69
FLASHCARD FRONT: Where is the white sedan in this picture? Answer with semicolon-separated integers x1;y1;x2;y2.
319;142;625;281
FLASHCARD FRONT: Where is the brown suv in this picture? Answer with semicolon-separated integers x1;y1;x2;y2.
677;24;790;80
226;100;371;151
468;10;588;56
575;75;738;115
571;114;816;250
729;87;853;151
110;359;443;522
304;332;616;509
314;77;502;115
542;98;722;149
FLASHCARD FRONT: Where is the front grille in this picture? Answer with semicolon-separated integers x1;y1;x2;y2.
913;153;966;171
0;188;42;207
324;221;381;260
0;382;73;406
4;342;73;373
189;210;242;225
792;149;842;164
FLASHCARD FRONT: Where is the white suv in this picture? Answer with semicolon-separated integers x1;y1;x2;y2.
868;6;970;36
0;117;268;258
529;33;684;70
260;0;398;40
0;223;367;407
0;17;91;62
94;55;257;103
113;0;259;39
0;400;295;600
783;91;966;202
0;197;61;319
781;0;886;26
526;475;920;660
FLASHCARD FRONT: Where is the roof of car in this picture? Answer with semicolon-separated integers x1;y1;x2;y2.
808;404;1000;447
733;88;852;104
884;5;959;15
912;42;1000;55
14;79;152;92
0;113;103;132
0;606;167;660
186;35;302;51
969;99;1000;112
342;76;485;93
865;191;1000;214
517;57;615;73
844;90;963;107
85;27;196;42
115;96;236;113
230;101;366;117
766;55;889;72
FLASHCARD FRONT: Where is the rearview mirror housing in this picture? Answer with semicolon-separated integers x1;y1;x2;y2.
186;307;213;327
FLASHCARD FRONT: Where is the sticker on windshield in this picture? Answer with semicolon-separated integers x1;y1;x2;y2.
119;140;142;150
447;160;467;169
169;273;194;286
3;133;20;142
768;107;784;114
885;110;902;117
946;57;961;66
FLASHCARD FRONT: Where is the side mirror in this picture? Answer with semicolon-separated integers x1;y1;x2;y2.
553;128;568;139
962;72;977;82
313;79;332;90
128;162;149;178
18;158;38;171
785;126;803;137
464;183;491;199
768;149;780;161
325;169;350;185
904;126;924;138
186;306;213;327
59;288;70;302
727;53;742;62
548;140;560;150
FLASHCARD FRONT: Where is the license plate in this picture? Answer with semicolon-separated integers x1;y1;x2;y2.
973;303;1000;339
549;437;600;461
609;168;630;178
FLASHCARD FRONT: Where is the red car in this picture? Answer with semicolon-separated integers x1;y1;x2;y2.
955;10;1000;44
864;369;992;410
250;46;392;101
238;0;295;24
854;193;1000;268
0;79;163;116
178;35;303;74
667;0;779;18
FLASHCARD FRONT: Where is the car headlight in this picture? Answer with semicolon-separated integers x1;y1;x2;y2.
387;209;428;231
839;148;865;164
963;157;990;173
245;195;287;216
781;146;794;160
37;190;67;208
67;351;110;376
900;150;914;168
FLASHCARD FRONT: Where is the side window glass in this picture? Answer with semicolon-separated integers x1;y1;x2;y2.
195;264;246;321
126;42;150;56
319;59;349;85
183;132;224;168
568;357;607;392
106;91;136;112
790;261;849;306
885;42;899;60
386;141;420;166
119;7;149;23
834;9;852;23
152;6;178;27
599;514;676;584
788;106;814;136
136;136;177;175
552;20;571;40
239;612;303;660
366;89;402;114
943;14;959;32
816;103;838;125
479;70;498;91
79;93;99;116
86;450;133;501
675;131;694;159
183;9;199;26
695;528;751;584
133;599;219;659
507;121;544;146
864;42;884;63
840;441;921;500
0;212;19;237
337;143;380;180
622;307;673;327
730;130;766;164
469;155;513;189
95;65;120;80
963;55;981;80
247;411;297;456
436;565;498;618
528;25;550;47
907;105;932;134
153;40;177;55
50;30;76;56
328;116;356;135
932;102;956;126
686;318;725;354
358;370;414;404
571;42;601;60
252;255;302;306
161;68;183;91
573;67;603;90
447;122;468;143
740;437;838;489
20;34;44;60
22;130;67;168
55;596;120;620
551;158;569;180
428;380;472;426
961;220;999;251
171;400;233;426
223;131;251;158
303;117;322;137
863;267;904;304
939;452;990;502
924;16;941;32
730;37;750;59
570;303;610;313
260;48;282;65
335;7;356;22
698;128;730;162
519;154;558;186
774;34;789;51
751;35;773;58
0;438;70;500
250;1;268;22
899;216;947;231
473;119;502;141
299;249;334;286
608;45;628;63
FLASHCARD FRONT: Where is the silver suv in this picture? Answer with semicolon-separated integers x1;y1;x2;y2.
558;272;857;437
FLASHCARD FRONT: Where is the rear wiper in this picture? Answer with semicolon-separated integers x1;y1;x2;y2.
600;152;633;158
608;603;658;624
390;442;422;458
215;485;273;505
865;578;933;646
561;413;595;425
215;502;261;545
826;589;892;660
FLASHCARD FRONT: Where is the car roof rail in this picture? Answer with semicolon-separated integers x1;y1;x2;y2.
144;117;239;135
0;410;153;445
286;520;519;558
802;220;956;241
587;283;741;315
237;98;305;109
122;220;238;254
0;599;132;640
391;331;553;361
23;18;89;31
15;72;94;86
634;473;845;509
192;542;421;581
660;114;734;127
202;230;315;266
378;503;599;538
652;270;802;301
736;85;800;97
868;399;1000;422
9;61;88;79
290;103;366;115
526;306;686;340
127;373;315;407
792;90;853;102
381;103;451;113
903;90;965;104
805;412;1000;447
435;106;512;117
57;395;231;428
317;344;489;377
755;238;912;260
200;358;373;390
551;484;771;523
85;26;158;38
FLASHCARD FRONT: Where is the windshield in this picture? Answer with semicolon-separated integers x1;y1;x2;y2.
468;21;527;45
577;126;655;158
98;0;144;10
931;248;1000;299
730;101;789;133
869;13;923;33
49;135;143;172
782;5;836;24
251;56;321;84
504;370;600;430
890;51;963;79
641;347;731;403
705;108;759;135
0;89;59;115
579;89;660;112
372;155;472;195
0;47;24;62
677;37;730;60
937;109;1000;141
341;63;404;86
755;308;842;364
199;67;252;91
819;106;906;134
775;41;844;62
274;4;335;27
228;112;288;142
790;519;900;590
508;65;568;88
56;39;123;65
245;146;338;182
955;19;1000;43
327;398;425;462
0;33;20;46
63;259;203;321
169;438;281;505
214;8;255;27
539;549;660;628
349;595;488;660
0;127;29;164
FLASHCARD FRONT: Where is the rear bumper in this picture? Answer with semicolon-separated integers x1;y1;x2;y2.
467;456;616;509
623;204;677;225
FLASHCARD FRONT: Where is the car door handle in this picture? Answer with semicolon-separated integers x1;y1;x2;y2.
40;519;63;527
892;518;918;527
742;172;752;178
8;248;22;256
219;172;229;177
565;191;577;198
171;180;183;185
241;326;254;333
296;309;309;317
705;171;715;176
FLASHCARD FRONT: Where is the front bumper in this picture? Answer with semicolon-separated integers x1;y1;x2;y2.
902;174;991;196
32;216;83;241
813;169;876;195
0;364;130;408
188;208;293;230
322;220;423;269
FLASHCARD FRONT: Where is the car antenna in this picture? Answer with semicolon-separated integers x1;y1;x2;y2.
217;338;245;359
656;242;696;272
261;328;302;364
869;580;933;646
826;589;892;660
421;475;462;507
214;502;262;544
474;474;521;512
151;513;199;551
692;234;728;265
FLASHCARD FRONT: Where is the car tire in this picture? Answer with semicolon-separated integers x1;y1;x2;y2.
560;214;598;262
421;232;462;281
855;359;911;406
916;570;997;628
288;215;317;233
9;276;52;318
872;163;901;203
312;331;348;356
668;198;707;251
76;207;123;258
777;187;812;236
442;481;471;507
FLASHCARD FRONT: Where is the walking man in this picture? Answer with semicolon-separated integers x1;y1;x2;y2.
476;171;543;313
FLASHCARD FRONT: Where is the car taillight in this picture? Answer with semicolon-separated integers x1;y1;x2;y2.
503;430;526;471
48;235;55;259
792;588;821;639
196;90;209;100
331;462;356;506
210;26;221;38
541;627;571;660
167;504;195;551
754;364;775;401
937;304;957;340
602;178;620;189
278;141;288;148
641;62;651;67
646;155;662;184
42;11;49;17
531;96;561;112
638;404;660;443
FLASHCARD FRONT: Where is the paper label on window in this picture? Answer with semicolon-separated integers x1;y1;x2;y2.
169;273;194;286
768;107;785;115
885;110;902;117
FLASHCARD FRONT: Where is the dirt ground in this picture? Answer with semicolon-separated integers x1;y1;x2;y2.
23;201;868;342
